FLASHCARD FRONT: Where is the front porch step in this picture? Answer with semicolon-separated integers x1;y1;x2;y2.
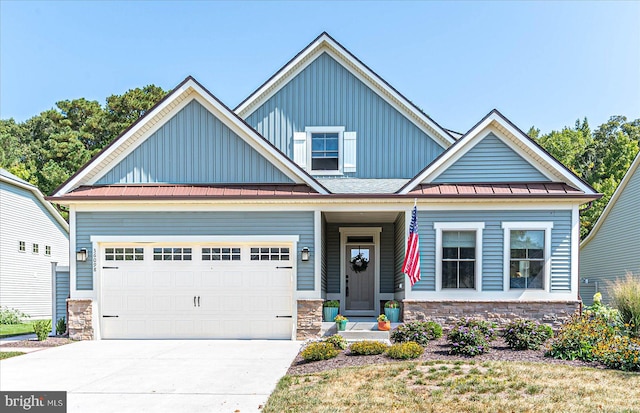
321;321;400;342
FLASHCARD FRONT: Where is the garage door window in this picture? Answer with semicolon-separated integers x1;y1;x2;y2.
250;247;290;261
105;247;144;261
153;247;192;261
202;247;241;261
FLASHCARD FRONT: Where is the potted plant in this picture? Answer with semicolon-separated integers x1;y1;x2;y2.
334;314;349;331
384;300;400;322
377;314;391;331
323;300;340;322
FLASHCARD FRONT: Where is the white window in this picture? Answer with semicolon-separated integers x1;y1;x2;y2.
250;247;290;261
202;247;240;261
45;246;51;256
434;222;484;291
502;222;553;291
33;243;39;254
18;241;25;252
293;126;356;175
153;247;192;261
105;247;144;261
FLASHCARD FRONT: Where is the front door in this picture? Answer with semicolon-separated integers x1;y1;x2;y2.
345;246;375;313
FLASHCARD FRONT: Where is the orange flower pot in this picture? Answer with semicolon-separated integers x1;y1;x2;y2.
378;321;391;331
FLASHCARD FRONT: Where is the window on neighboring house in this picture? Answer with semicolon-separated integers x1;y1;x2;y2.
19;241;25;252
502;222;553;291
45;246;51;256
442;231;476;289
311;132;339;171
33;243;39;254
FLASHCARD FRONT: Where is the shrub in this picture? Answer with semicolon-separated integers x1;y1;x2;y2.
301;342;339;361
391;321;443;346
447;318;497;356
0;306;30;325
546;312;618;361
32;320;51;341
349;340;389;355
593;335;640;372
584;293;622;327
324;334;348;350
384;300;399;309
611;273;640;338
503;319;553;350
55;317;66;335
386;342;424;359
323;300;340;308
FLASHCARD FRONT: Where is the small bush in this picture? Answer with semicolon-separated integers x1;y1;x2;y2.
546;312;618;361
324;334;348;350
55;318;66;335
0;306;30;325
447;318;497;356
386;342;424;359
391;321;443;346
32;320;51;341
593;335;640;372
301;342;339;361
384;300;399;309
503;319;553;350
349;340;389;355
323;300;340;308
611;273;640;337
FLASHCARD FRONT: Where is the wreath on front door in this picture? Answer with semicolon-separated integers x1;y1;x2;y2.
350;252;369;273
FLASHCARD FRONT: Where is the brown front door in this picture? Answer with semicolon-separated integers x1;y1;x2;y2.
345;246;375;312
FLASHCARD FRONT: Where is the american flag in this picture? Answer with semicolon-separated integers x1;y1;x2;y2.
402;204;421;286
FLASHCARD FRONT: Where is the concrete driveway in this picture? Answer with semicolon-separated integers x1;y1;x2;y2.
0;340;301;413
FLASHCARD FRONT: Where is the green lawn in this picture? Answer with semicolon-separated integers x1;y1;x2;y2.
264;360;640;413
0;351;25;360
0;322;35;338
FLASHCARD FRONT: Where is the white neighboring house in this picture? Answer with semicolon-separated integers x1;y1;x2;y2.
0;169;69;320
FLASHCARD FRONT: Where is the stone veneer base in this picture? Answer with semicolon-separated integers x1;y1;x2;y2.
67;299;94;340
402;300;581;329
296;299;323;340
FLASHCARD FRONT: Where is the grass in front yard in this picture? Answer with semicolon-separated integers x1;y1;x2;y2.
0;322;35;338
0;352;25;360
265;360;640;412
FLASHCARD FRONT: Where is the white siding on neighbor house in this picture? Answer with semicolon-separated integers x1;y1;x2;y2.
0;182;69;319
580;156;640;305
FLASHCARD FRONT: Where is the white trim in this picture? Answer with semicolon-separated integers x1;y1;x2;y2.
52;79;328;196
581;151;640;248
434;222;484;292
305;126;345;175
69;207;77;296
89;235;300;243
571;205;580;298
234;34;454;148
314;210;322;295
400;111;598;195
339;227;382;316
51;262;57;335
502;221;554;293
405;292;579;301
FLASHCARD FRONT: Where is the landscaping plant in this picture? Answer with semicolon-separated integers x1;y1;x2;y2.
593;335;640;372
301;342;339;361
0;306;30;325
55;317;66;335
447;318;497;356
349;340;388;355
611;273;640;337
384;300;399;309
503;319;553;350
390;320;442;346
323;300;340;308
546;311;618;361
32;319;52;341
584;292;622;327
324;334;348;350
386;342;424;359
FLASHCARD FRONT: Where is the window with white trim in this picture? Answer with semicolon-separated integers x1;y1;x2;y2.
293;126;356;174
18;241;25;252
45;246;51;256
434;222;484;291
32;243;39;254
250;247;290;261
105;247;144;261
153;247;192;261
202;247;240;261
502;222;553;291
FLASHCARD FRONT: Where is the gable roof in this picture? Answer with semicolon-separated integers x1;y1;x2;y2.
234;32;455;149
581;150;640;247
398;109;601;197
52;77;329;197
1;169;69;232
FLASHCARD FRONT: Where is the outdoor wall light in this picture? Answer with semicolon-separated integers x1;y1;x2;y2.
76;248;88;262
301;247;310;261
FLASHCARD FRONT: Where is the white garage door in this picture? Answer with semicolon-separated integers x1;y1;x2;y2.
100;243;294;339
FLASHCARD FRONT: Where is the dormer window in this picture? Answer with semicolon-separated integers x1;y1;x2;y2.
293;126;356;175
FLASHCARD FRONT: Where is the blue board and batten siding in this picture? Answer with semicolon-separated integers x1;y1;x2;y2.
433;134;549;183
97;100;292;184
75;211;314;290
413;210;572;292
245;53;445;179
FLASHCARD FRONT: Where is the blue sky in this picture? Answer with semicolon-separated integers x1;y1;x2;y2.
1;1;638;134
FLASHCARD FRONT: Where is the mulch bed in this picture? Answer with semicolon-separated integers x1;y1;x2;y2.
0;337;74;348
287;337;605;375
